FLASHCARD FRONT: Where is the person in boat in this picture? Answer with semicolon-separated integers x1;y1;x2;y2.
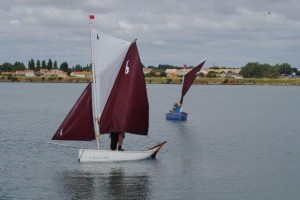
110;132;125;151
169;102;182;112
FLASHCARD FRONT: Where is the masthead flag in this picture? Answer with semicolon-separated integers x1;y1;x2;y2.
89;15;95;20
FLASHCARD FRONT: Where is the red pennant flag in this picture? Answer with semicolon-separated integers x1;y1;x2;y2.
89;15;95;20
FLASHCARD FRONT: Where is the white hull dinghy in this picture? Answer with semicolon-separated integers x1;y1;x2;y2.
47;15;166;162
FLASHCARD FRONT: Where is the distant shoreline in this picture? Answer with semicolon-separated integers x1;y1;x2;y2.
1;76;300;86
146;77;300;86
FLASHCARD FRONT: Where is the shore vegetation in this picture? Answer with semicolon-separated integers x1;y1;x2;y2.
1;59;300;85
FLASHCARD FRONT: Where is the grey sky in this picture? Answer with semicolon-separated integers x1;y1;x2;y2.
1;0;299;68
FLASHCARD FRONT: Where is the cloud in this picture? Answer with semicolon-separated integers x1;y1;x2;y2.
1;0;300;68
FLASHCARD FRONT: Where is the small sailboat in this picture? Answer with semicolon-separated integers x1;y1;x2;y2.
47;16;166;162
166;61;205;121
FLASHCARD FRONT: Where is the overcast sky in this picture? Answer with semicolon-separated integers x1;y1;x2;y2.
1;0;300;68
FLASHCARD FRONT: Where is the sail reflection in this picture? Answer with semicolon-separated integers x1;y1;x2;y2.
167;119;190;135
56;165;152;200
106;168;151;200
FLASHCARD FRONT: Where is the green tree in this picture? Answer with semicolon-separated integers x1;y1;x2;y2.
206;71;217;78
53;61;58;69
264;64;279;78
60;62;69;72
275;63;292;76
1;62;13;72
149;70;157;77
157;64;182;70
28;58;35;70
240;62;282;78
36;60;41;71
239;62;264;78
149;69;165;77
47;59;53;70
160;71;167;77
13;62;26;71
41;60;46;69
198;72;205;77
73;64;83;71
83;64;92;71
260;63;272;78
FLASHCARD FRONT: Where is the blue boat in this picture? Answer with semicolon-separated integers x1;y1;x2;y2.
165;61;205;121
166;112;187;121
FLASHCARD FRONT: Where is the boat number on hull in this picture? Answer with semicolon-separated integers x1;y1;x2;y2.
89;156;109;160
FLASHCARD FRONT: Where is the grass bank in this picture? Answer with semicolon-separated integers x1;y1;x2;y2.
145;77;300;86
0;76;91;83
1;76;300;86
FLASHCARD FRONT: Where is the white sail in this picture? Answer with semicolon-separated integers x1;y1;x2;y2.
91;30;131;118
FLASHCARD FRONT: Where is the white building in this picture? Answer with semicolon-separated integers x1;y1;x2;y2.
25;70;35;77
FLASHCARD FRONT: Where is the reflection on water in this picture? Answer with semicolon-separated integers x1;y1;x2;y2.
57;164;152;200
58;170;94;200
2;84;300;200
106;168;151;200
166;120;190;134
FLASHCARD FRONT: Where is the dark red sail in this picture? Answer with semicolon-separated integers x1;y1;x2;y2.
100;43;149;135
52;83;95;140
180;61;205;104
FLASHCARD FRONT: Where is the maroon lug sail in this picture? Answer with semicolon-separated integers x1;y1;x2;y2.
100;43;149;135
180;61;205;104
52;83;95;140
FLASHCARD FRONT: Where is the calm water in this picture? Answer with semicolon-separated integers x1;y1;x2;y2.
1;83;300;200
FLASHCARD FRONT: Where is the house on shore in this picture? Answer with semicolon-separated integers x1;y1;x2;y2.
70;71;92;77
15;70;35;77
218;73;243;79
142;68;153;75
177;68;192;76
165;69;177;77
165;67;241;78
39;69;68;77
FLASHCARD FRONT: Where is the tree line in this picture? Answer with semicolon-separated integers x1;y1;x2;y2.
239;62;299;78
0;59;91;75
1;59;299;78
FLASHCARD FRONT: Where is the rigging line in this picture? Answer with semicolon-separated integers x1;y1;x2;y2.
46;141;75;158
79;148;85;161
44;141;82;149
147;136;161;144
58;147;74;158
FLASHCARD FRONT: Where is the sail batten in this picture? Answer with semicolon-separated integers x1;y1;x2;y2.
180;61;205;104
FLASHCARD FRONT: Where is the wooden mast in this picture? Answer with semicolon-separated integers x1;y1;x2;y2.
89;15;100;149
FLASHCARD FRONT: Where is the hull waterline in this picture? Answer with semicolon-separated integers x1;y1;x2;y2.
79;141;167;162
166;112;187;121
